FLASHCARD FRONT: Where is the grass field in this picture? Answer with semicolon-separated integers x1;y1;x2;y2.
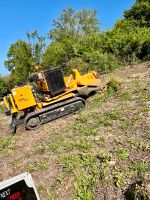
0;62;150;200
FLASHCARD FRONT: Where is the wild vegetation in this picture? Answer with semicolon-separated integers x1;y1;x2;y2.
0;62;149;199
0;0;150;99
0;1;150;199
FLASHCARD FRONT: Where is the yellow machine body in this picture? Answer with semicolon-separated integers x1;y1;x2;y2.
4;69;100;113
12;85;36;111
64;69;100;89
3;68;101;133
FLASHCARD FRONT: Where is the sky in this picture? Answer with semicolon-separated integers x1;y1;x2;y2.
0;0;135;76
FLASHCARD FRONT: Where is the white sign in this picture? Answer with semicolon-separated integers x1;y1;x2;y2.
0;172;40;200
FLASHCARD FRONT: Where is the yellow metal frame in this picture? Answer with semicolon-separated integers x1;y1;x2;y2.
3;96;9;109
3;68;101;115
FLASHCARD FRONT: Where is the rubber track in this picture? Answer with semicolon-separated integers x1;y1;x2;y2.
24;97;85;127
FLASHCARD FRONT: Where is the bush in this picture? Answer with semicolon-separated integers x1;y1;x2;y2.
0;76;9;101
107;79;120;93
102;27;150;63
83;51;120;74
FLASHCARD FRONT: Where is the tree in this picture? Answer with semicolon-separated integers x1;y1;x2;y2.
124;0;150;27
4;40;34;84
77;9;99;35
42;37;76;72
48;8;100;41
49;8;77;41
27;30;46;65
42;41;66;67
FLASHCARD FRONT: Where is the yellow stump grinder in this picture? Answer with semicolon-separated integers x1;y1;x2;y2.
3;66;101;133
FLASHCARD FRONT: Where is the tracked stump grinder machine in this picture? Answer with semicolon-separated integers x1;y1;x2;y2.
3;67;100;133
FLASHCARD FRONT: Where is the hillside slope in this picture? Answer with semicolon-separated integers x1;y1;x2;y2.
0;62;150;200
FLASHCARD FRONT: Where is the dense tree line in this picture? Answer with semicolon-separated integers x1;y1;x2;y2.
0;0;150;100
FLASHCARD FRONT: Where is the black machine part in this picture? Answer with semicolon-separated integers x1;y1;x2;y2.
24;97;85;130
4;108;11;116
44;67;66;96
28;73;38;82
10;114;24;134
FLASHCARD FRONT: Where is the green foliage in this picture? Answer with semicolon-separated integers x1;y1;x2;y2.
3;2;150;90
74;171;95;200
66;33;120;73
113;172;125;187
48;8;99;41
60;154;81;173
124;0;150;27
42;41;66;67
0;136;16;154
27;160;49;172
36;145;46;155
67;57;90;74
27;30;46;65
107;79;120;93
131;162;149;176
0;76;9;100
83;51;120;74
5;40;34;84
102;27;150;63
117;148;129;160
42;38;75;71
66;140;91;151
44;14;150;74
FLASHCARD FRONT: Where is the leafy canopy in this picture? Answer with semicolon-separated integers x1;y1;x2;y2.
27;30;46;65
2;2;150;98
49;8;100;41
4;40;34;83
124;0;150;27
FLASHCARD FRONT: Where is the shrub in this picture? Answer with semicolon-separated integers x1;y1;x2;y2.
0;76;9;100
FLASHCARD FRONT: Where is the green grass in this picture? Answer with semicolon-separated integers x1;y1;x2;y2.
65;140;91;151
33;131;65;154
117;148;129;160
113;171;125;187
98;151;112;163
0;136;16;154
129;140;150;151
59;153;96;174
74;171;96;200
89;78;120;108
27;160;49;172
120;115;141;132
36;145;46;155
119;92;132;101
2;69;150;200
105;109;123;120
131;162;150;177
97;116;113;126
71;122;97;136
59;154;81;173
